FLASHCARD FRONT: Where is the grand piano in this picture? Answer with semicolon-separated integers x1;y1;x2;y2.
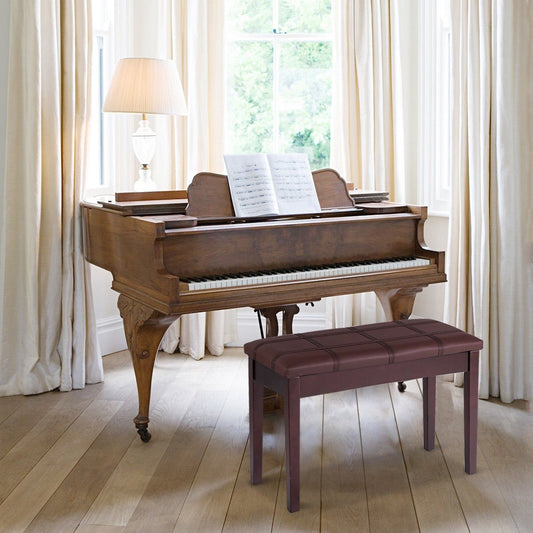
82;169;446;441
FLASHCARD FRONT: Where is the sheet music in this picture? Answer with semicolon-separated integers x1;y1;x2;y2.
224;154;279;217
267;153;321;214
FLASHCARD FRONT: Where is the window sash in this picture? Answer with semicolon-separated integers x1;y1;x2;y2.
225;3;332;164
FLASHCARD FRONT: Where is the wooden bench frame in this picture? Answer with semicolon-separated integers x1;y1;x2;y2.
249;348;479;512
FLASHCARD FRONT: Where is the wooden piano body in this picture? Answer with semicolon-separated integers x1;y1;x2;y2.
82;169;446;441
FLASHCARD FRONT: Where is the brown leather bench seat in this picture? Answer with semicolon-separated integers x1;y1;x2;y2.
244;319;483;513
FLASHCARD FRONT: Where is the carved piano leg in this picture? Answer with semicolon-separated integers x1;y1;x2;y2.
375;287;424;393
118;295;178;442
257;305;300;411
375;287;424;321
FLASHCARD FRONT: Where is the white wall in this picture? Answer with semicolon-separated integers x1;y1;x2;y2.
91;266;126;355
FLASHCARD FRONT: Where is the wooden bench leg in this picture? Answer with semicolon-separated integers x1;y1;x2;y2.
423;376;436;450
249;360;264;485
285;377;301;512
464;350;479;474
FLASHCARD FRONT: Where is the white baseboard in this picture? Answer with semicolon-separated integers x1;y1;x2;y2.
96;316;126;356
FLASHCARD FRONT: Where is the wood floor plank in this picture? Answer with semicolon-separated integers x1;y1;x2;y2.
475;397;533;530
171;357;249;533
1;348;530;532
0;389;65;460
94;350;141;402
23;351;187;533
357;384;419;533
75;526;124;533
79;370;199;528
0;394;26;424
122;390;226;531
434;379;519;532
389;380;468;533
223;413;285;531
0;387;97;504
0;399;122;533
321;390;370;532
122;354;242;532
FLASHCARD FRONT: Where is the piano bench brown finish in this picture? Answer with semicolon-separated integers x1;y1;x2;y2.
244;319;483;513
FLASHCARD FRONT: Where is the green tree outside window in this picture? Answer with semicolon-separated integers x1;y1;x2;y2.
226;0;332;170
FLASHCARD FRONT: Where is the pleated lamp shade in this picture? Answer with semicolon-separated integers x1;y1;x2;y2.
103;57;187;116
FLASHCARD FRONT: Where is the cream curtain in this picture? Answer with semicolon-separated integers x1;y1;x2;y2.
158;0;237;359
445;0;533;402
329;0;406;327
0;0;103;396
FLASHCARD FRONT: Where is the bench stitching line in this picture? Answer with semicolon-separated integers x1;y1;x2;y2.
401;323;445;357
354;330;396;364
298;334;340;371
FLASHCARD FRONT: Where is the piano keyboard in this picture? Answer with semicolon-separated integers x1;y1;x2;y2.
183;256;430;291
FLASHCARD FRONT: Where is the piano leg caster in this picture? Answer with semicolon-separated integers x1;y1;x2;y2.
137;427;152;442
398;381;407;393
134;415;152;442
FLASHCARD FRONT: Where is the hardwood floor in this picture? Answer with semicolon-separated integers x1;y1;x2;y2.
1;347;531;532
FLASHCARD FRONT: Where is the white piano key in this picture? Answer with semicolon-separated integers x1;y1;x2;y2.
184;257;431;291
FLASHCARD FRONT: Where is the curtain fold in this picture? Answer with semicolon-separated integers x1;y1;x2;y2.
329;0;406;327
0;0;103;396
159;0;236;359
445;0;533;402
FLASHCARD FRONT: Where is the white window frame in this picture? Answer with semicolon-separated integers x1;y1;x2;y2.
85;1;116;199
418;0;452;216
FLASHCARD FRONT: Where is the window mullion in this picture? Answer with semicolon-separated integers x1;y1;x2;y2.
273;0;279;32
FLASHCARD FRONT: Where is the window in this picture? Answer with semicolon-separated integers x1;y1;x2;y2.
225;0;332;170
418;0;452;215
86;0;115;196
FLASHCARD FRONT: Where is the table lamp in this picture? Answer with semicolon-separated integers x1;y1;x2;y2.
103;57;187;191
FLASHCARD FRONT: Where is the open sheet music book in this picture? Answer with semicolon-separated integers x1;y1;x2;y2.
224;153;322;217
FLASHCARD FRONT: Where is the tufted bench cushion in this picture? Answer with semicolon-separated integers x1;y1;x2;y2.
244;319;483;512
246;319;482;378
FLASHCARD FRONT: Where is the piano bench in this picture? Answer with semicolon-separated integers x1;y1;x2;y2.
244;319;483;513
